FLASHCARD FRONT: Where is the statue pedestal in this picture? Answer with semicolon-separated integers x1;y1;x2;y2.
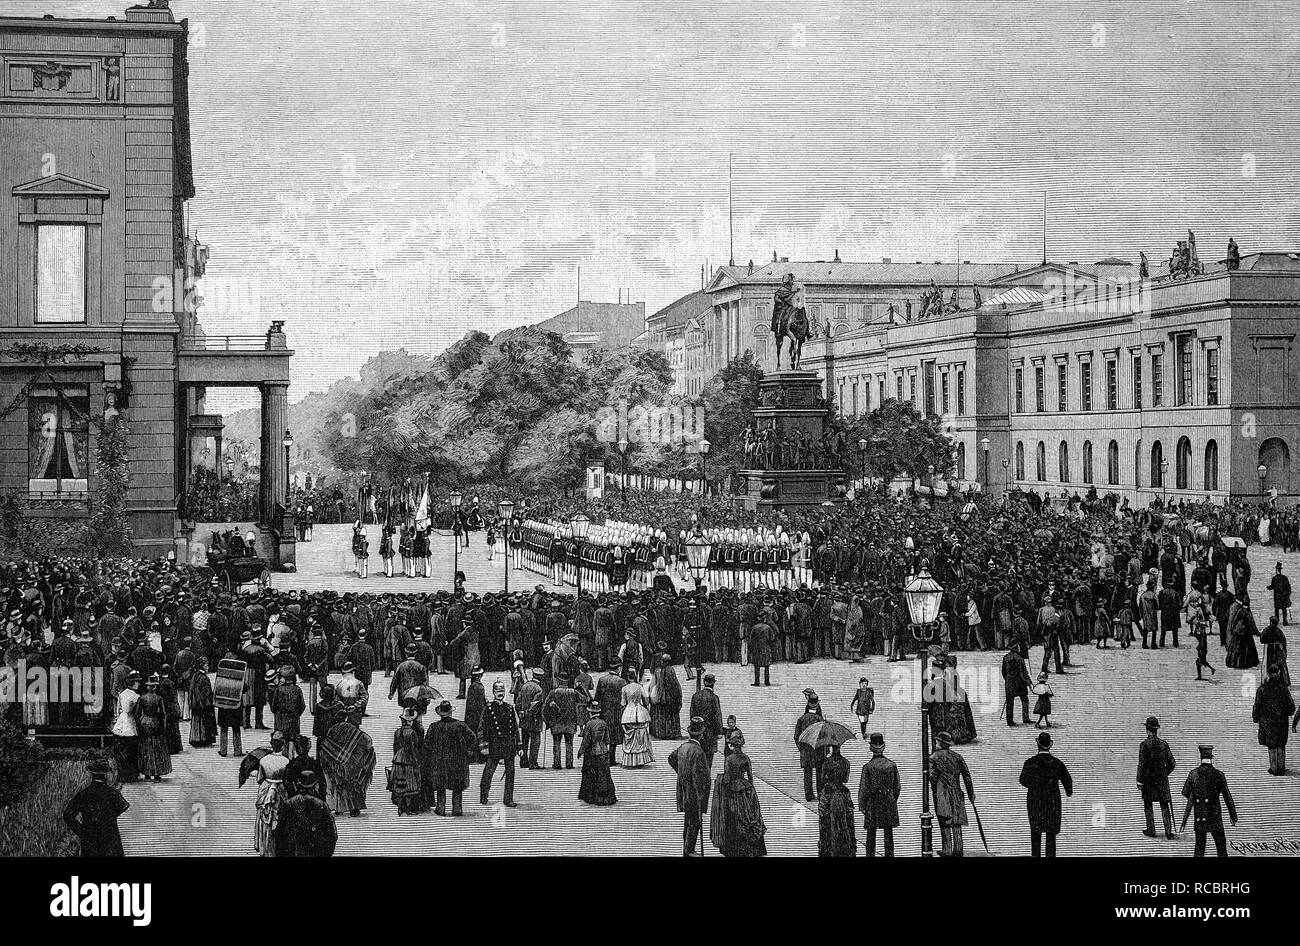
737;370;844;510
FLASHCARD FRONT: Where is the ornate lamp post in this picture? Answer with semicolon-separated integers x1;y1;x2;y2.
858;437;868;492
980;437;990;495
1001;456;1009;492
618;437;629;500
449;489;463;594
282;429;294;503
225;454;234;482
699;438;711;496
497;498;515;594
684;527;713;592
1160;458;1170;504
1258;463;1268;501
570;511;590;596
903;566;944;858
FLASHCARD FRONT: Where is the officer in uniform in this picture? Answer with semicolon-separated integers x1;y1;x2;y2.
478;679;520;808
1180;744;1237;856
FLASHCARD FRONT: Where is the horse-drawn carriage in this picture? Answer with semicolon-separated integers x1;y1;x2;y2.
202;553;271;592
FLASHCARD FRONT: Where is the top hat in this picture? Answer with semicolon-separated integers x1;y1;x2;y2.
1145;716;1160;731
869;733;886;750
435;700;454;717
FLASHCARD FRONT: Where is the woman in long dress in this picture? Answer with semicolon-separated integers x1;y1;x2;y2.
111;671;140;782
254;736;289;856
648;652;682;740
390;707;426;814
1226;594;1261;670
619;675;654;768
710;730;767;856
577;714;617;806
187;659;216;747
132;673;172;781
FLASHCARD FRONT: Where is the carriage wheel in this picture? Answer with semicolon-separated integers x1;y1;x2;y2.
222;570;233;592
259;567;271;591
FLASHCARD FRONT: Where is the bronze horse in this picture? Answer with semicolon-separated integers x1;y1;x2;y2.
771;280;810;370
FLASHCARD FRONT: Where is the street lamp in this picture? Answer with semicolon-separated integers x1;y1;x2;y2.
1258;464;1268;501
903;566;944;858
449;489;463;595
980;438;990;495
1160;458;1169;504
618;437;629;501
699;438;711;496
684;527;712;592
1001;456;1010;491
570;511;591;596
282;429;294;505
857;437;868;491
497;498;515;594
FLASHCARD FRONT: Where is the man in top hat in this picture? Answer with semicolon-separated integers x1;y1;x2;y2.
794;689;825;801
478;679;520;807
595;659;625;766
348;629;376;692
1019;731;1073;857
689;671;724;769
1137;716;1177;840
424;700;474;816
63;759;130;857
857;733;901;856
1180;745;1237;856
389;643;429;704
668;716;712;856
929;731;976;857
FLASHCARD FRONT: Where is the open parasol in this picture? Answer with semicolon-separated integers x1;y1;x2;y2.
797;719;857;750
401;684;443;709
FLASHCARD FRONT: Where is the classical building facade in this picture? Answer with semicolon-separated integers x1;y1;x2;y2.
0;3;293;557
798;252;1300;505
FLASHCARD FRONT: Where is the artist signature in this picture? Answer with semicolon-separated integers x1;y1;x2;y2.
1231;838;1300;855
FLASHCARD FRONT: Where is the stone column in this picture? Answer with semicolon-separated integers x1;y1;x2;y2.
214;432;223;481
260;381;289;526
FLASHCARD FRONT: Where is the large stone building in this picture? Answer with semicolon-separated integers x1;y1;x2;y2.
529;299;646;362
797;250;1300;505
0;3;292;557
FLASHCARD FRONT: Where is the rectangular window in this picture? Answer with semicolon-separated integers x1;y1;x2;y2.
835;304;847;319
36;224;87;324
1106;360;1118;410
924;362;936;415
1132;355;1143;408
1057;363;1067;411
941;372;950;416
28;388;90;496
878;376;885;406
851;381;859;416
956;369;966;415
895;373;903;402
1014;368;1024;413
1152;353;1163;406
1206;348;1219;405
1176;335;1193;406
1035;366;1045;412
909;373;916;406
1080;361;1093;411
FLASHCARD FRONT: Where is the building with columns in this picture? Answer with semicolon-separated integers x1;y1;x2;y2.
798;250;1300;505
0;3;294;558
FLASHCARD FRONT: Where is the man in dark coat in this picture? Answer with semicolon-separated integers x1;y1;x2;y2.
424;700;474;815
667;716;712;856
1180;745;1238;856
478;679;519;807
1019;731;1073;856
688;672;723;769
1137;715;1177;839
1252;664;1295;775
63;759;129;857
388;644;429;704
1001;642;1032;725
595;660;625;766
747;617;773;687
794;690;825;801
857;732;900;856
273;768;337;856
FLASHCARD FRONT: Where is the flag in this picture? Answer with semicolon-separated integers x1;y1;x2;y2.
414;477;430;529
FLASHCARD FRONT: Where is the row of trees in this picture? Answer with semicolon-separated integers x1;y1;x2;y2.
307;328;955;493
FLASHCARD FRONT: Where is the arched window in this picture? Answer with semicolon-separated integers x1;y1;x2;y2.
1058;441;1070;483
1036;441;1046;481
1176;436;1192;490
957;442;966;480
1015;441;1025;481
1151;441;1164;488
1204;440;1219;491
1134;438;1143;489
1107;440;1119;485
1083;441;1093;484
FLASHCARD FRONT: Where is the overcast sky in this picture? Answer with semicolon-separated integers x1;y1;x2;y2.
8;0;1299;408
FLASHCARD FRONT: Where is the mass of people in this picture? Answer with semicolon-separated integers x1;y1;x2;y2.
4;482;1295;857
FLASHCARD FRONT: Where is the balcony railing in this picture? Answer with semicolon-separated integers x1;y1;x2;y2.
181;334;276;351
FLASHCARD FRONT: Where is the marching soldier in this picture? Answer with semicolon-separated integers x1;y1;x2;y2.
352;522;369;578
